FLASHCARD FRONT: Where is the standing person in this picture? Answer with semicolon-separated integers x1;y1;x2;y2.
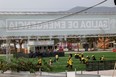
54;54;59;62
91;55;96;61
66;54;73;69
55;54;59;61
79;53;83;62
84;56;90;64
81;55;85;63
38;56;42;66
100;55;105;62
49;58;53;65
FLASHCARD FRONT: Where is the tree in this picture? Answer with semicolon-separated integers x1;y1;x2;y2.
11;40;17;52
11;39;25;52
18;39;25;52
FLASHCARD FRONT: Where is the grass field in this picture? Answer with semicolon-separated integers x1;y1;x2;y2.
46;51;116;72
0;51;116;72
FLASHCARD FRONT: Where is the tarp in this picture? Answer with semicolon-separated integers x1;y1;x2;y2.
0;13;116;37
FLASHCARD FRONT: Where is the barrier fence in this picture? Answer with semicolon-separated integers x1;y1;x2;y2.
86;60;116;71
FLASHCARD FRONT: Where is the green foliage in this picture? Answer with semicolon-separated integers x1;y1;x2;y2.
0;57;52;73
0;59;10;73
42;59;52;72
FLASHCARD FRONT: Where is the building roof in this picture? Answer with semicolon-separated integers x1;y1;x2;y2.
0;7;116;15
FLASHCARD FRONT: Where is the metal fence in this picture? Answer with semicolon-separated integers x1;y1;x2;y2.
86;60;116;71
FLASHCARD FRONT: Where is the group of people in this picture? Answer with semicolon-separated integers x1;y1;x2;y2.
75;53;105;64
49;54;59;65
37;53;105;70
75;53;90;64
66;53;106;69
38;54;59;66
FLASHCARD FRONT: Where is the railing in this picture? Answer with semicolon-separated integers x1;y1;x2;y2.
86;60;116;71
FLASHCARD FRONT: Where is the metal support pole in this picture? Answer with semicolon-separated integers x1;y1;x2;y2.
81;70;83;74
49;36;52;41
75;68;76;75
112;62;116;77
27;36;30;53
97;70;99;75
97;62;99;75
103;37;106;51
65;70;67;77
6;38;11;62
65;35;67;49
39;68;42;76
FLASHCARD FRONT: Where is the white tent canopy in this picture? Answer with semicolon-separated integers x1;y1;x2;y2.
0;12;116;37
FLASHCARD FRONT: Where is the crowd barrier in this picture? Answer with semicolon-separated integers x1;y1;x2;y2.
86;60;116;71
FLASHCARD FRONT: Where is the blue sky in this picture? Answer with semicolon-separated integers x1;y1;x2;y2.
0;0;115;11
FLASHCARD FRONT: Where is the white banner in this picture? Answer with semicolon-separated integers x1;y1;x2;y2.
28;40;54;46
6;18;110;31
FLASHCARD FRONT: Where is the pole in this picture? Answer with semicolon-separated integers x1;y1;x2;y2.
103;37;106;51
64;35;67;51
112;62;116;77
81;70;83;74
75;68;76;75
27;36;30;53
97;70;99;75
6;37;11;62
39;68;42;76
65;70;67;77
